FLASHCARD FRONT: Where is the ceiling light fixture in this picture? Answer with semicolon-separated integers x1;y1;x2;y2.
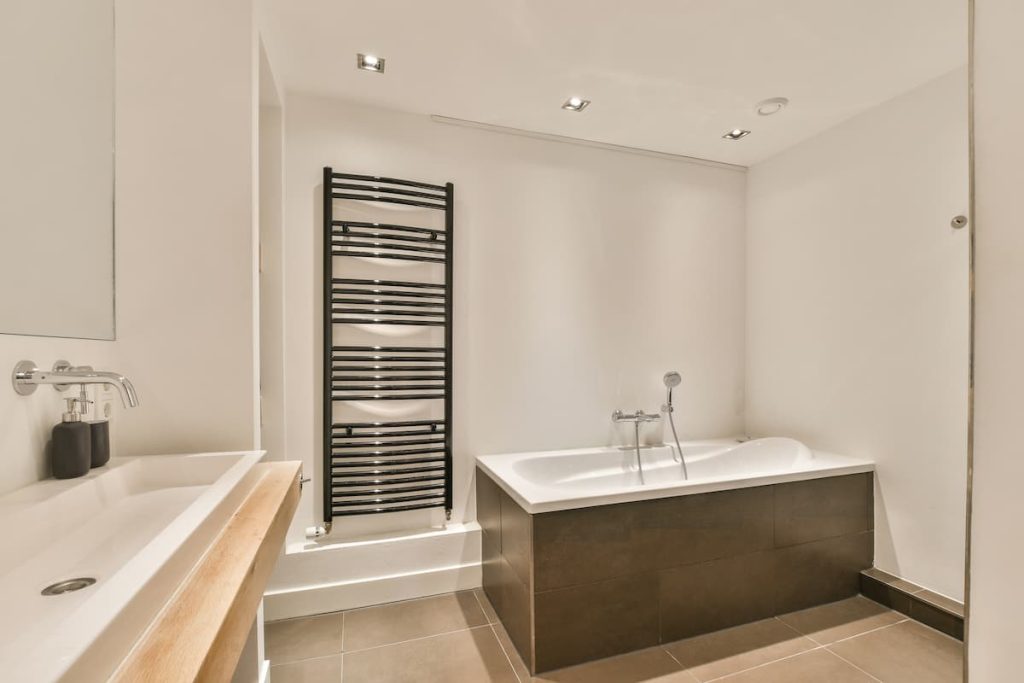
357;53;385;73
756;97;789;116
722;129;751;141
561;96;591;112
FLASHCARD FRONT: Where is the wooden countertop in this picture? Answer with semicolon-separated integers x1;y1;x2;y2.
111;460;302;682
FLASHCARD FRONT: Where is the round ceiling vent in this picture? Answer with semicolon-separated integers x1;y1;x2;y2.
756;97;790;116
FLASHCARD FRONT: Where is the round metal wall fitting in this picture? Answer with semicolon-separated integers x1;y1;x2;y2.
951;215;968;230
41;577;97;596
51;359;73;392
12;360;38;396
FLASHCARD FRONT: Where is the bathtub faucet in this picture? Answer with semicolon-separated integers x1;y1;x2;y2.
612;409;661;424
612;409;661;483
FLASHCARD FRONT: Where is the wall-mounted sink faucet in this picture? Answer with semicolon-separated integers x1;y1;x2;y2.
612;409;660;482
12;360;139;408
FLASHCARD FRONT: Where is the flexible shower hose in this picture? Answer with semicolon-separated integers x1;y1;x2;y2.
667;409;689;480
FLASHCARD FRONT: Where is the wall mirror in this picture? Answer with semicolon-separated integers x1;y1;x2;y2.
0;0;115;340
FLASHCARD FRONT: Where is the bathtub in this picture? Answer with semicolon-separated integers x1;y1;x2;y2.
476;437;876;672
477;437;874;513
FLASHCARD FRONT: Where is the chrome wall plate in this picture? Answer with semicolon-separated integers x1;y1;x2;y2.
12;359;76;395
12;360;38;395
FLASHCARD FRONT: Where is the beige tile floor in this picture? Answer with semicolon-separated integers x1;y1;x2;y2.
265;590;963;682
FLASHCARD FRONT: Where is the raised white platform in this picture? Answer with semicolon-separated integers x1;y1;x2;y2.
264;522;482;620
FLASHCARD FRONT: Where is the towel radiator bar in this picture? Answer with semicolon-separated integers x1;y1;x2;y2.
322;168;454;524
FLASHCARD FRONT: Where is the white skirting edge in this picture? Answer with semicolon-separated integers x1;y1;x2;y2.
263;562;482;621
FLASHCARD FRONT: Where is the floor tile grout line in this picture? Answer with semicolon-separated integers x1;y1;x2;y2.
684;617;830;683
662;616;842;682
269;652;345;669
342;623;492;656
661;645;685;670
880;614;962;643
472;587;499;626
264;588;480;626
822;647;885;683
469;589;524;683
272;621;496;667
703;644;829;682
340;610;346;652
771;615;813;639
776;608;909;648
661;646;700;682
773;613;826;647
342;590;490;654
342;588;479;616
489;624;525;683
469;587;486;618
796;631;825;648
827;617;909;646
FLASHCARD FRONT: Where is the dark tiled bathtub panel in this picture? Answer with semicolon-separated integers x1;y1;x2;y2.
532;485;776;592
773;473;873;546
533;574;660;672
773;531;873;613
477;469;874;674
478;477;535;667
478;472;504;611
659;550;777;640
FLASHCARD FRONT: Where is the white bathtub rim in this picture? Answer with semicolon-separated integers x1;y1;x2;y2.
476;438;874;514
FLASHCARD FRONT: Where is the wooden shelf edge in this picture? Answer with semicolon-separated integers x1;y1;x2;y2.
112;460;302;683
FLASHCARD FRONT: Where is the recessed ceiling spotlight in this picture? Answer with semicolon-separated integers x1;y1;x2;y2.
722;129;751;141
562;96;591;112
756;97;789;116
357;53;385;73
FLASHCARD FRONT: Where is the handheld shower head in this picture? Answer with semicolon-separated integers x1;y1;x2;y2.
663;371;681;410
662;370;689;479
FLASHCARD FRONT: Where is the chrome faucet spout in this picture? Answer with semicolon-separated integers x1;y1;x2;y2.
12;360;139;408
74;369;139;408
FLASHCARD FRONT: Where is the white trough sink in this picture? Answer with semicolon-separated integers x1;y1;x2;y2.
0;450;265;682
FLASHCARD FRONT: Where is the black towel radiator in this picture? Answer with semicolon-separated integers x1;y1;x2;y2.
322;168;453;524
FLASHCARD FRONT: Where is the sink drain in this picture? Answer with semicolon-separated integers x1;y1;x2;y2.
41;577;96;596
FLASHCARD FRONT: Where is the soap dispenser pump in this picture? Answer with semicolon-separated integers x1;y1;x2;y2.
52;397;92;479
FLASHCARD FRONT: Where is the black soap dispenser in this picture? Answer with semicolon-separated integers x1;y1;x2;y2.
78;385;110;468
52;397;92;479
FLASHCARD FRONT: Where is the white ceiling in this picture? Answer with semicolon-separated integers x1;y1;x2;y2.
257;0;967;166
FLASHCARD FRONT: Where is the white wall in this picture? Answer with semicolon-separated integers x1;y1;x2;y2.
0;0;258;495
277;95;747;544
967;0;1024;677
745;68;969;601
